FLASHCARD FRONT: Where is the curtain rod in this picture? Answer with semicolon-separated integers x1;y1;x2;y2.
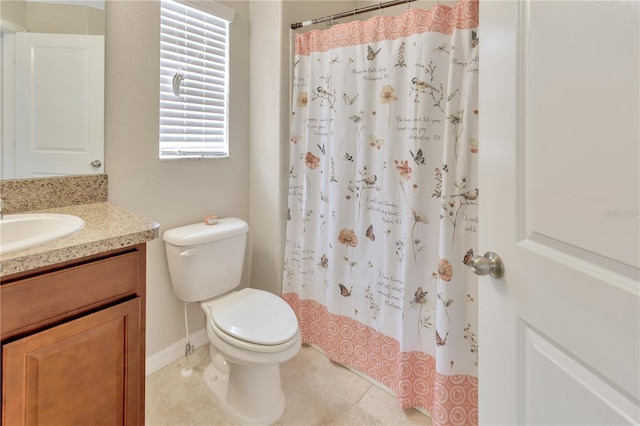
290;0;418;30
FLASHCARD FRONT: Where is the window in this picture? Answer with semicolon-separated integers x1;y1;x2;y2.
159;0;234;159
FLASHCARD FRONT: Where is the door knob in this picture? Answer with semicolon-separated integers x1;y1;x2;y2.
91;160;102;168
465;251;504;278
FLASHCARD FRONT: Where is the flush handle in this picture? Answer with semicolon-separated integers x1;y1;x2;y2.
180;248;198;257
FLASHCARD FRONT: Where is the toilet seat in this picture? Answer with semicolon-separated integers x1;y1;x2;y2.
205;288;299;348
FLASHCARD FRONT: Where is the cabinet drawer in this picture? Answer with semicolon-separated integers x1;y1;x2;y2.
1;250;140;338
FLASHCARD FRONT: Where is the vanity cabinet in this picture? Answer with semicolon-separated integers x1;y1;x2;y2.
1;244;147;426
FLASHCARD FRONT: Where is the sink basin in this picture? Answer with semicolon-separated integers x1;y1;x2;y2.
0;214;85;255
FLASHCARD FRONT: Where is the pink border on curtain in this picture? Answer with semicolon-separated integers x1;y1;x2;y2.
283;293;478;426
295;0;479;56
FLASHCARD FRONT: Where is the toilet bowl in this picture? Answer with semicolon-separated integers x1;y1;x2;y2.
162;218;301;425
200;288;301;425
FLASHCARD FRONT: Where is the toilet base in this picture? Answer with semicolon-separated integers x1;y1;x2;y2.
202;362;285;425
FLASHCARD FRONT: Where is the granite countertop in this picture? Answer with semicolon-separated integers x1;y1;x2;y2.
0;202;159;277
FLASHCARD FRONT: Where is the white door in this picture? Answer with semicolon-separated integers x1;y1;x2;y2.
14;32;104;178
479;1;639;425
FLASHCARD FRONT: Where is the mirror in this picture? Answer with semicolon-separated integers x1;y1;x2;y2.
1;0;105;180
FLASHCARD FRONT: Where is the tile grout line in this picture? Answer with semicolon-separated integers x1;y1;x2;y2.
354;382;374;406
306;344;432;420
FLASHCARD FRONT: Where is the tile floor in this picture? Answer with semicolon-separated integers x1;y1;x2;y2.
145;344;432;425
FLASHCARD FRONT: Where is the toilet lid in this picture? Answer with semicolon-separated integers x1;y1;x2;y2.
209;288;299;345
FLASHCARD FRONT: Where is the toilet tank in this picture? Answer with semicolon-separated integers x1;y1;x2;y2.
163;218;249;302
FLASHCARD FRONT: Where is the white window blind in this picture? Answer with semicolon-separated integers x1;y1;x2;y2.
159;0;233;159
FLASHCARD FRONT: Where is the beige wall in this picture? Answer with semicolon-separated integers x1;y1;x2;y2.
105;0;250;357
1;1;104;34
248;1;361;297
105;0;451;362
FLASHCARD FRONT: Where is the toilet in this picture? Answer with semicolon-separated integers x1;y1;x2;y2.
163;218;301;425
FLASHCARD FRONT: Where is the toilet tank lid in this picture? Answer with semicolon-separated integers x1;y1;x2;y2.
163;218;248;246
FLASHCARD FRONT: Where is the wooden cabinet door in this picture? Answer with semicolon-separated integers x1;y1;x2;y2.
2;298;141;426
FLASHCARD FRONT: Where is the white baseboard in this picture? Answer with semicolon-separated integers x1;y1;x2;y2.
145;328;209;376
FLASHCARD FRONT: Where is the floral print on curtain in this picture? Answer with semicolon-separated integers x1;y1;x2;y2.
283;1;479;424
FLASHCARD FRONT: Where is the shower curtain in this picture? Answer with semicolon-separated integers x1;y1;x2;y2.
283;1;479;424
